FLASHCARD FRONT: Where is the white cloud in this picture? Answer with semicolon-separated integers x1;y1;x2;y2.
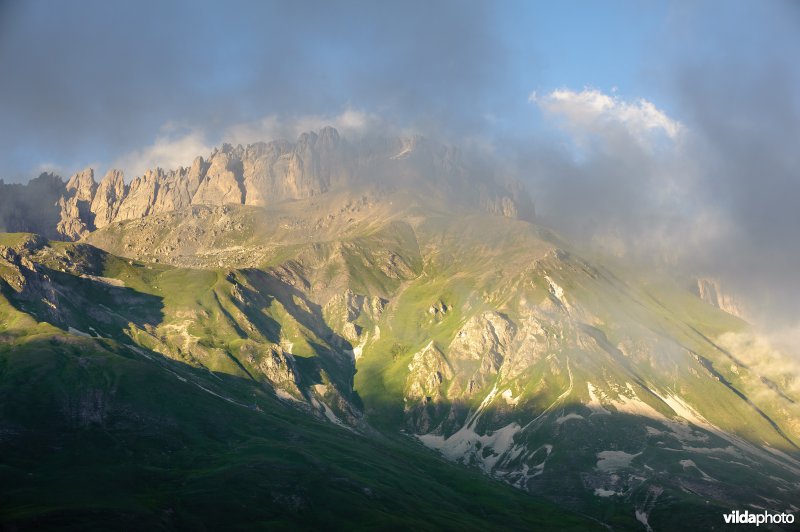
531;88;683;149
32;161;70;178
223;107;381;146
112;108;383;180
112;128;211;179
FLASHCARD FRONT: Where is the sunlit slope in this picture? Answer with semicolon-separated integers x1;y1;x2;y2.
360;235;800;528
6;185;800;529
0;234;599;531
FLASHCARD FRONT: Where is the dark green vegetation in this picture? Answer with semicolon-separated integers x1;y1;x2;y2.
0;336;599;530
2;180;799;531
0;232;599;530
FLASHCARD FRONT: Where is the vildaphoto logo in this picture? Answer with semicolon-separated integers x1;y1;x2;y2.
723;510;795;526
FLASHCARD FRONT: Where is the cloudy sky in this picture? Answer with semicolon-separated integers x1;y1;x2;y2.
1;0;799;330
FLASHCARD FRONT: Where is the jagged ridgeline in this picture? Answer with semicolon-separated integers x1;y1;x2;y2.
1;128;799;530
0;127;533;241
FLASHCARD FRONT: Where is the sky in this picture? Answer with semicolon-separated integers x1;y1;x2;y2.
0;0;692;178
1;0;799;332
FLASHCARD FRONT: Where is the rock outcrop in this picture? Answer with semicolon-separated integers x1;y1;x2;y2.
34;127;535;240
90;169;126;229
56;168;97;240
694;277;746;318
192;146;245;205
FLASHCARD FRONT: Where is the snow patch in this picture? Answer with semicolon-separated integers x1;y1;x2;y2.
556;413;584;424
680;459;718;482
596;450;641;471
635;509;653;532
348;333;369;361
609;383;666;419
310;395;352;431
418;421;524;473
280;339;294;354
80;274;125;287
586;382;610;414
417;382;543;475
321;403;346;426
390;145;413;160
501;388;520;406
544;275;567;306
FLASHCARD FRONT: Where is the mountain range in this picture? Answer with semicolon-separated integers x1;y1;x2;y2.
0;127;532;242
1;128;798;530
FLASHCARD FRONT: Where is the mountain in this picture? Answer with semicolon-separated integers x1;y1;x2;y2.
0;127;533;242
1;128;799;530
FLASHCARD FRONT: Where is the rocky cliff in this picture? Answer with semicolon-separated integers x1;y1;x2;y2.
694;277;747;318
40;127;534;240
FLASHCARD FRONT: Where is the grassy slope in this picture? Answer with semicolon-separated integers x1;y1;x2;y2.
0;236;600;531
5;187;800;530
0;333;599;531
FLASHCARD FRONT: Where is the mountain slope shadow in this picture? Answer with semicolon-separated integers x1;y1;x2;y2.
0;251;164;341
240;267;358;390
0;330;600;531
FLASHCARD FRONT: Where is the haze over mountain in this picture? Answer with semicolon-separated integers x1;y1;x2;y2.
2;126;800;530
1;128;532;242
2;1;799;334
1;1;799;530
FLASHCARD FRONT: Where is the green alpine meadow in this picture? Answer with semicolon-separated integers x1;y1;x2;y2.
2;2;799;530
2;128;799;530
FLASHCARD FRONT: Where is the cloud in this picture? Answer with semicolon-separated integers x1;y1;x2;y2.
2;0;799;333
112;128;211;180
717;330;800;394
112;108;385;179
525;79;800;330
223;108;383;147
0;0;504;183
521;88;702;264
531;88;683;151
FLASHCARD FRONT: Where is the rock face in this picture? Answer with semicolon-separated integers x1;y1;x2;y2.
56;168;97;240
40;127;534;240
694;277;746;318
3;162;799;530
192;146;245;205
90;170;126;229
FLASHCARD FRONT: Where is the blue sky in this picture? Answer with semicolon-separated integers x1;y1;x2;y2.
2;0;785;181
505;2;666;97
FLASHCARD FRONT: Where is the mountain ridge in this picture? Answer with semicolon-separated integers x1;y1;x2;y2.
1;129;799;530
0;127;534;241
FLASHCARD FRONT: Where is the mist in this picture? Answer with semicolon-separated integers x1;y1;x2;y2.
1;1;799;333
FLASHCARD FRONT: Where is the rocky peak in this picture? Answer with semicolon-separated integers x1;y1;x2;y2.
193;145;245;205
57;168;98;240
65;168;97;202
296;131;319;149
38;126;534;240
318;125;341;146
90;169;126;229
99;168;125;188
189;155;205;176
